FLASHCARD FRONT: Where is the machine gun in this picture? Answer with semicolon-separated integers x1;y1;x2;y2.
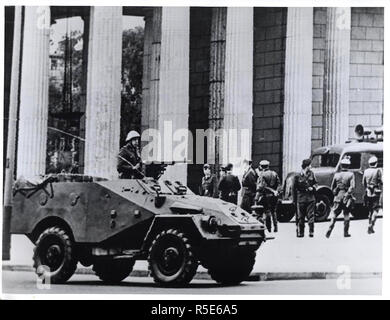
144;160;187;180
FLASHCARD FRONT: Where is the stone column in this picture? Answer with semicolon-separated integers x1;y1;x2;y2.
3;6;22;260
208;8;226;169
84;7;122;179
17;6;50;178
158;7;189;183
223;7;253;173
141;10;153;136
323;7;351;145
283;7;313;177
142;7;161;139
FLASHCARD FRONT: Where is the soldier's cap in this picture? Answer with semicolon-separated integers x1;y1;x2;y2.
340;158;351;165
301;158;312;169
126;130;140;142
203;164;210;169
368;156;378;165
259;160;270;167
225;163;233;171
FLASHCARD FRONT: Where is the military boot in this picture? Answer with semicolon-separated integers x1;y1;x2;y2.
344;220;351;238
325;226;333;238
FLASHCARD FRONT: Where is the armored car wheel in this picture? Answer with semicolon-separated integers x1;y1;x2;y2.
207;248;256;285
93;259;135;284
148;229;198;286
33;226;78;284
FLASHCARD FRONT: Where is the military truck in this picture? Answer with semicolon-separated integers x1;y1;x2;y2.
277;127;383;222
11;166;266;286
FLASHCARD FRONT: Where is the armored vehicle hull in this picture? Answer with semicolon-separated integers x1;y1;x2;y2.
11;174;266;286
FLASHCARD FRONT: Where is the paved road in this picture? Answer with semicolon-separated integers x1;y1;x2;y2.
2;271;381;295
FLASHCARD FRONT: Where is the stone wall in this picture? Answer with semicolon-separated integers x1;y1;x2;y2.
311;7;384;147
349;7;384;136
252;7;287;176
311;7;326;150
187;7;212;193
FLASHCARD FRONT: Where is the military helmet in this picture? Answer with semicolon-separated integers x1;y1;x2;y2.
340;158;351;166
126;130;140;142
259;160;270;168
368;156;378;166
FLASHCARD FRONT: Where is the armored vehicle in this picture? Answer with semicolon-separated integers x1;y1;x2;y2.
278;127;383;222
11;168;266;286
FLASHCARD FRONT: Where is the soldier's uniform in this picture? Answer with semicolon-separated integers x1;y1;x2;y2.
218;166;241;205
292;159;317;238
363;156;383;234
326;159;355;238
255;161;280;232
117;131;143;179
200;174;218;198
240;164;259;213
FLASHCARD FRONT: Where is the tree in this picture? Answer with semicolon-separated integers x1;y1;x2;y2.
120;26;144;146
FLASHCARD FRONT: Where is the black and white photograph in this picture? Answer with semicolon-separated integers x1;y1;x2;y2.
1;0;388;301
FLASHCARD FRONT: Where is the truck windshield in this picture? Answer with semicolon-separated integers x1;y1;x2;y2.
311;153;340;168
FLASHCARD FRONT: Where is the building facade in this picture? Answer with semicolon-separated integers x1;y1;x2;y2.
4;6;384;191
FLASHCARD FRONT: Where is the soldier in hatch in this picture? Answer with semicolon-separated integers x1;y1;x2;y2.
117;130;144;179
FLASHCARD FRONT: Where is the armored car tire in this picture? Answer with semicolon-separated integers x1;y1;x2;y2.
33;227;78;284
93;258;135;284
148;229;198;286
206;247;256;285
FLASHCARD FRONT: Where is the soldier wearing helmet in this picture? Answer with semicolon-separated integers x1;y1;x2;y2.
117;130;143;179
363;155;383;234
255;160;280;233
326;157;355;238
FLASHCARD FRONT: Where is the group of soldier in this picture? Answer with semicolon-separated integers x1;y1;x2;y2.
118;130;383;239
200;159;281;234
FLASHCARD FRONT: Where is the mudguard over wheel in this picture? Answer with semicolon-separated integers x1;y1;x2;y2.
93;259;135;284
33;226;78;284
206;248;256;285
148;229;198;286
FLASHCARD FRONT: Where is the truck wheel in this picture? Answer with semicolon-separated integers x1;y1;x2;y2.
276;202;296;222
33;226;77;284
93;259;135;284
207;248;256;285
148;229;198;286
315;194;331;222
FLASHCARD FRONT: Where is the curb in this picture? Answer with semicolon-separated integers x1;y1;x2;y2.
2;264;382;281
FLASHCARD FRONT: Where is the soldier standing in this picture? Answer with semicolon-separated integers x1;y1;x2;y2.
199;164;218;198
254;160;280;232
218;163;241;204
292;159;318;238
363;156;383;234
325;158;355;238
240;160;259;213
117;131;144;179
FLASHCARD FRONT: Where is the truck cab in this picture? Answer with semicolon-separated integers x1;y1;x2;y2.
278;129;383;222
